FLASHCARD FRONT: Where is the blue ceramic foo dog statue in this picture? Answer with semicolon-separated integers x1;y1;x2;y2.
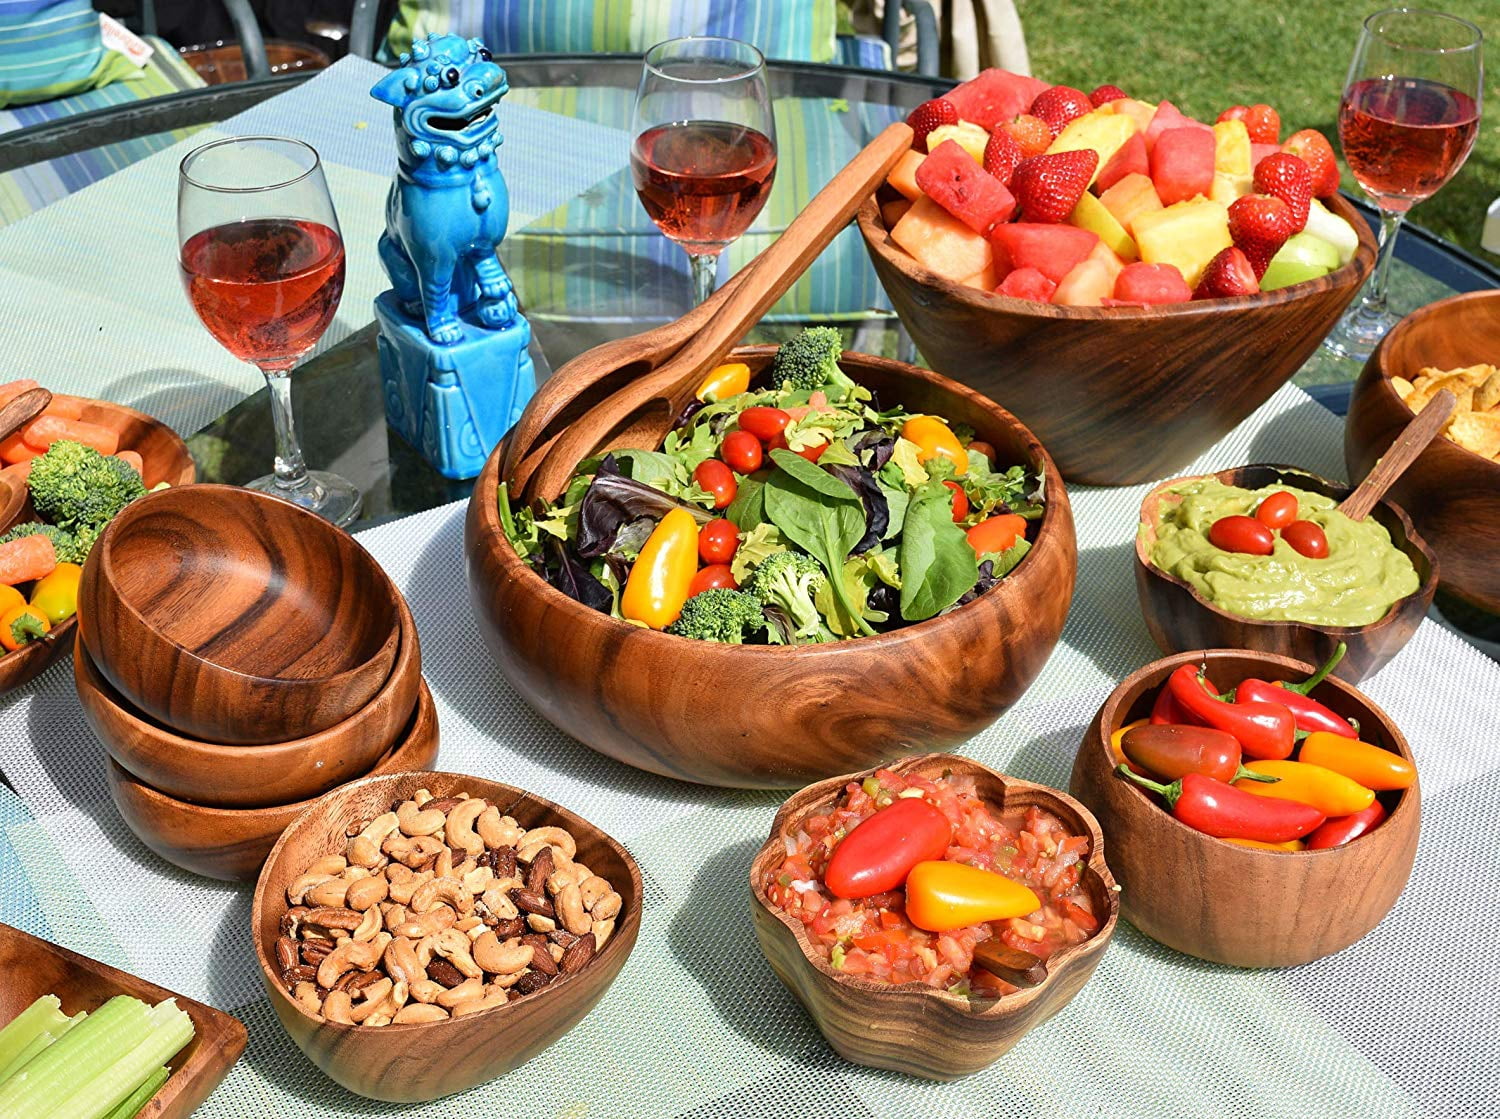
371;34;536;480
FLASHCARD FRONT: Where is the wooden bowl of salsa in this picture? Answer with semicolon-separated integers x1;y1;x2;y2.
749;753;1118;1080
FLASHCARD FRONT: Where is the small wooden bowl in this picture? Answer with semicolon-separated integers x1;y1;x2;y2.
250;771;643;1103
858;194;1378;486
467;347;1077;788
105;678;438;881
0;920;246;1119
1346;289;1500;614
748;753;1118;1080
80;484;402;744
1068;649;1418;967
1135;463;1437;682
76;591;421;809
0;395;195;696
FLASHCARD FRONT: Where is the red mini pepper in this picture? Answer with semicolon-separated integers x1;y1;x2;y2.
1116;766;1326;842
1167;664;1296;760
824;797;953;899
1305;801;1388;850
1232;643;1357;739
1120;724;1277;785
1149;669;1217;726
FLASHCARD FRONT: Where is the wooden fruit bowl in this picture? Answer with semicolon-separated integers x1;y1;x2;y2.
0;394;195;696
0;921;246;1119
857;193;1378;486
466;347;1077;789
1135;463;1437;682
748;753;1118;1080
1346;289;1500;614
1068;650;1418;967
250;770;643;1103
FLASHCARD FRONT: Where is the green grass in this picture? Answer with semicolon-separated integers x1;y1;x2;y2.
1015;0;1499;264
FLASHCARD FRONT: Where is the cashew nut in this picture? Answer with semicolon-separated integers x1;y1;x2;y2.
348;978;394;1023
476;807;523;849
321;990;355;1025
480;881;520;920
518;826;576;863
344;876;389;912
394;1003;449;1023
387;868;431;905
305;877;351;909
287;872;334;906
472;932;531;976
450;991;507;1017
384;835;445;869
307;854;347;878
292;982;321;1015
409;979;444;1004
579;875;612;911
454;914;483;935
413;788;434;805
591;891;622;921
547;862;589;895
352;906;382;943
445;798;487;856
431;928;483;979
393;904;456;940
410;877;469;916
433;846;455;880
344;835;382;869
555;883;592;936
383;937;425;986
383;904;409;933
399;807;446;838
435;978;484;1008
592;918;615;949
462;866;494;896
317;935;388;988
526;914;558;933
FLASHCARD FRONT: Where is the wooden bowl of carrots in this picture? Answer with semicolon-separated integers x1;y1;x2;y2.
0;380;195;696
1068;648;1419;967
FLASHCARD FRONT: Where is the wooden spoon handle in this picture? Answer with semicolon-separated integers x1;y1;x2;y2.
971;942;1047;989
0;387;51;443
1339;388;1455;521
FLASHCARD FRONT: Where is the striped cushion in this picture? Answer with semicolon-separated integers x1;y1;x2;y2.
0;0;140;107
834;35;893;71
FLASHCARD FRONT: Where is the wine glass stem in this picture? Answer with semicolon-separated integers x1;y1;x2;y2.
1359;207;1407;323
261;368;311;492
688;251;719;306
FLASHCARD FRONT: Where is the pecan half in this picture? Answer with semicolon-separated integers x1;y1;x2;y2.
283;963;317;986
275;936;299;972
281;906;310;937
304;906;362;931
300;941;333;966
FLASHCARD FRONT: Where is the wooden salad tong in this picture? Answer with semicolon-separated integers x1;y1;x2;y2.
1338;388;1455;521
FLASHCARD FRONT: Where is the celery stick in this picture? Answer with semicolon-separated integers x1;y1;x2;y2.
0;997;66;1077
101;1065;169;1119
0;1012;83;1087
0;995;151;1119
45;1000;193;1119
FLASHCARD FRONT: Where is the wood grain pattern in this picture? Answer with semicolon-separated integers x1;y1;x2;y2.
0;387;50;443
1068;650;1419;967
1339;388;1453;521
468;348;1077;788
1135;463;1437;681
250;770;643;1103
105;679;438;881
76;592;421;809
1345;289;1500;613
79;484;401;744
748;753;1118;1080
0;921;246;1119
857;193;1379;486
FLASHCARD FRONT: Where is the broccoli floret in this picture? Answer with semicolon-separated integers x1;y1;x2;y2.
0;521;84;564
666;588;767;644
746;551;826;640
770;327;857;396
27;441;145;533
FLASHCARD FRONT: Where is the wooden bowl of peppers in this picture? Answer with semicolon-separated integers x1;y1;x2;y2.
1068;647;1418;968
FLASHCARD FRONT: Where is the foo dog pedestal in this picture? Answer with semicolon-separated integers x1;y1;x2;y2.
375;291;536;480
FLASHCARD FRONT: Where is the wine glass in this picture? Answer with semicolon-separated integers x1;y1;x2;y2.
630;37;778;306
177;135;361;526
1324;8;1482;361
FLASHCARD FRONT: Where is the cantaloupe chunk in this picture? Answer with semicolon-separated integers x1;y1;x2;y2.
1132;197;1232;288
1099;173;1163;234
881;198;913;228
1111;99;1157;133
1086;239;1128;283
890;195;994;283
960;264;999;291
887;150;926;202
1070;191;1138;261
1053;258;1115;306
1047;111;1137;187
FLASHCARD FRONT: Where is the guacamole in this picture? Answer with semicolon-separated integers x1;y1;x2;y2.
1146;479;1420;627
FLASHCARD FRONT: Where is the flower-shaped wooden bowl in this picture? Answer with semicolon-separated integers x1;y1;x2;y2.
749;753;1118;1080
1069;649;1419;967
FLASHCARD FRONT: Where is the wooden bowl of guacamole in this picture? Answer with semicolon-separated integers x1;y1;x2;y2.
1134;464;1437;682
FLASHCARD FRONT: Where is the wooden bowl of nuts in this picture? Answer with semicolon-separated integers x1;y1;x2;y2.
250;771;643;1103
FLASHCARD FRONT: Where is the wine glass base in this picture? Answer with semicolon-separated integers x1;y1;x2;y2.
1321;302;1401;364
246;470;362;528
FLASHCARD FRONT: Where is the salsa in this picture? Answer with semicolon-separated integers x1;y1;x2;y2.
763;768;1100;997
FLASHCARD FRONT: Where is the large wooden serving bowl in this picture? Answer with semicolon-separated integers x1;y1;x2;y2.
1346;289;1500;613
251;770;643;1103
1135;463;1436;682
1069;650;1418;967
105;679;438;881
0;395;195;696
749;753;1117;1079
80;484;401;744
858;194;1378;486
467;347;1077;788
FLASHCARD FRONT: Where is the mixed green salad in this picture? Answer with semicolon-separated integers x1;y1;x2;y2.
500;327;1044;644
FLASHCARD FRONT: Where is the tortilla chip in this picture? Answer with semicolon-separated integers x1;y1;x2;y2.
1448;410;1500;460
1391;376;1416;402
1416;374;1474;413
1475;370;1500;413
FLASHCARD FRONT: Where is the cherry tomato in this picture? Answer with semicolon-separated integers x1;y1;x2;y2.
698;518;739;565
794;441;828;462
966;513;1026;555
767;431;788;452
738;406;791;442
824;797;954;899
693;459;737;510
720;429;763;474
1208;515;1274;556
1254;490;1299;530
944;480;968;522
688;564;738;595
1283;519;1330;558
967;439;996;464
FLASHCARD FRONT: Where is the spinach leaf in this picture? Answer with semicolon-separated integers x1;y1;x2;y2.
726;473;766;528
876;473;909;540
899;480;979;621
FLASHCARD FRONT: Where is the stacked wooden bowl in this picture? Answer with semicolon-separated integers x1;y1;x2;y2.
74;485;436;881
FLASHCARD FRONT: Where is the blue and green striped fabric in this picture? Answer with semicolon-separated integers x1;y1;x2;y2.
0;0;139;107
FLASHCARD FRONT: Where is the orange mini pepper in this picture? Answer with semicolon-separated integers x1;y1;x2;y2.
904;860;1040;933
900;416;967;475
621;509;699;630
694;362;751;403
0;603;49;652
1224;837;1306;852
1297;731;1416;791
1109;718;1147;765
1233;759;1375;818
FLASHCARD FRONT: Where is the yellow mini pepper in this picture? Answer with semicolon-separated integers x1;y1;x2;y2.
904;860;1040;932
1298;731;1416;791
694;362;751;403
900;416;967;476
621;509;699;630
1109;718;1147;766
29;562;81;625
1224;837;1306;852
1233;759;1375;817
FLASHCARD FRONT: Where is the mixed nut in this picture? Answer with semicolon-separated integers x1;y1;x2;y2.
274;789;622;1027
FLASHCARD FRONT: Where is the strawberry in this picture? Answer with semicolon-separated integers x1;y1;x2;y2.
1216;105;1249;124
1228;194;1295;277
1089;84;1129;107
1244;103;1281;145
1193;246;1261;300
1001;114;1054;158
1253;153;1313;231
1282;129;1340;197
906;98;958;153
1010;149;1098;223
1029;85;1093;136
983;127;1023;185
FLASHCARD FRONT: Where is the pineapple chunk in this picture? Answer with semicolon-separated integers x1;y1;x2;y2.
1132;198;1232;288
1046;111;1137;186
1209;170;1253;206
926;122;990;165
1212;120;1252;176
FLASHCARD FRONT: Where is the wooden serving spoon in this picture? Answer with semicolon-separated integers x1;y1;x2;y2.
1339;388;1455;521
0;388;49;530
516;120;915;502
972;942;1047;989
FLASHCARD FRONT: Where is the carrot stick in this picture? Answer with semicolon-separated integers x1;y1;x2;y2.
0;379;40;406
41;396;84;421
114;450;144;477
0;535;57;586
20;415;119;456
0;434;40;464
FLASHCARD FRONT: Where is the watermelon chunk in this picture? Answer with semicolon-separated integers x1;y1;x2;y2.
946;68;1051;130
1251;142;1281;168
997;266;1057;303
990;222;1099;284
1151;128;1216;205
1096;132;1148;193
916;140;1017;234
1113;261;1192;304
1144;100;1212;152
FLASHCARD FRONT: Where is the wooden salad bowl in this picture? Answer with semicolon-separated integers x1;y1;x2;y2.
857;193;1378;486
0;395;195;696
0;921;246;1118
1135;463;1436;682
466;347;1077;789
1346;289;1500;614
250;770;643;1103
1069;650;1418;967
105;679;438;881
80;484;402;744
748;753;1118;1080
76;592;421;809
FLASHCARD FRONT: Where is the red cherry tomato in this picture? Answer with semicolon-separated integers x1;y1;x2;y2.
967;440;996;463
794;441;829;463
767;431;789;452
824;797;954;899
1208;515;1274;556
693;459;737;510
698;518;739;565
720;430;763;474
1254;490;1299;530
966;513;1026;555
944;480;969;522
738;407;792;442
1283;519;1330;559
688;564;738;595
